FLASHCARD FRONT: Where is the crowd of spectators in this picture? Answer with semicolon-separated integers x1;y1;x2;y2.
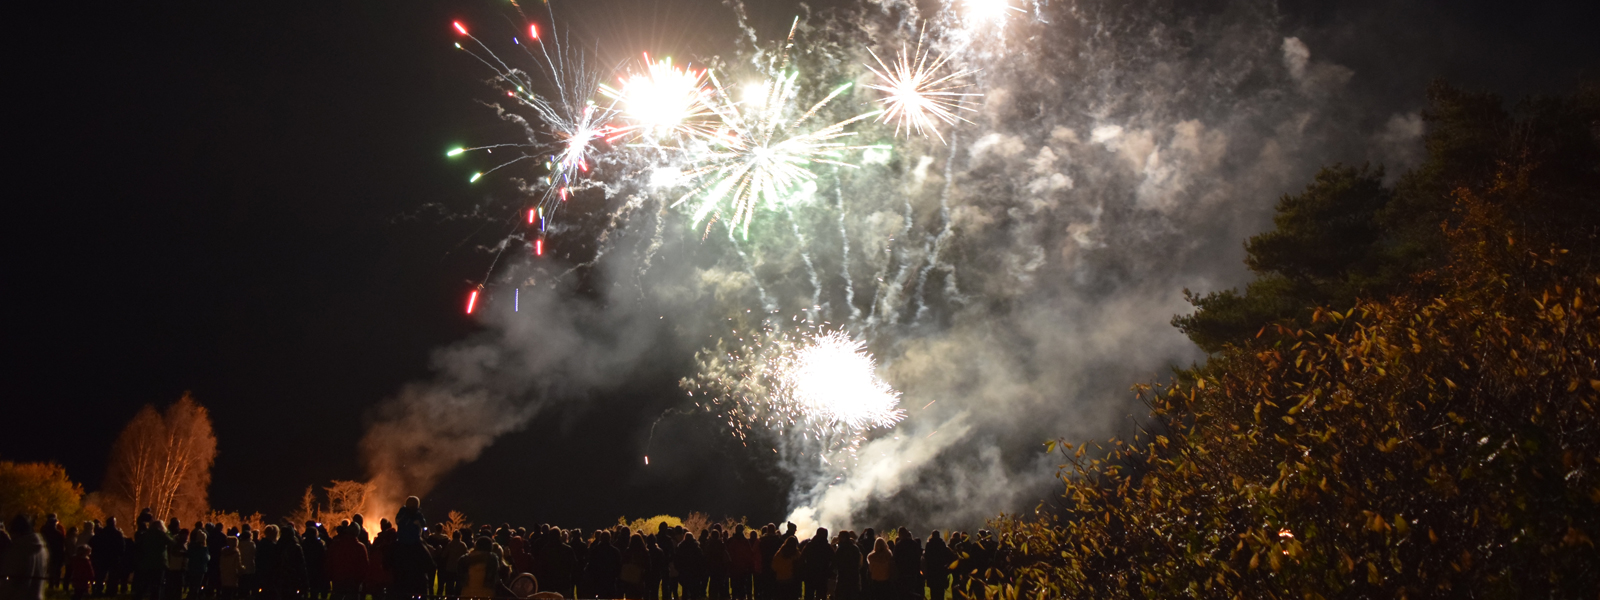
1;499;1007;600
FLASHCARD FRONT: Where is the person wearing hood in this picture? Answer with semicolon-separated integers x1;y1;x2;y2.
67;545;95;600
455;537;501;599
831;532;861;600
680;532;711;600
185;530;210;600
324;526;366;600
90;518;123;597
754;525;779;600
386;528;435;600
133;519;170;600
217;537;242;600
235;527;256;598
3;515;49;600
724;526;754;600
702;530;729;600
162;524;185;600
920;533;955;600
393;498;425;547
255;526;280;600
767;538;798;600
890;529;920;600
796;529;831;600
275;527;308;600
300;526;327;600
584;531;621;600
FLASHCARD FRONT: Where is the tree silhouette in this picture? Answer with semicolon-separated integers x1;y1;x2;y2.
100;393;217;526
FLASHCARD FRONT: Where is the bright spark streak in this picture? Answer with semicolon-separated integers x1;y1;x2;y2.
864;39;980;142
965;0;1023;23
535;238;544;256
529;24;539;40
453;21;468;35
465;289;479;314
447;147;466;156
470;172;483;182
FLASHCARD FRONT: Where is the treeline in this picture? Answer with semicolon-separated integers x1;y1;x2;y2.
992;83;1600;598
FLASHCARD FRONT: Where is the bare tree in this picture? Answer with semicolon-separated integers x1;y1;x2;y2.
101;393;217;526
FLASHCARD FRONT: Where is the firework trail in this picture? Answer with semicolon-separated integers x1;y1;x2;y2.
833;172;860;323
915;130;962;322
784;206;823;323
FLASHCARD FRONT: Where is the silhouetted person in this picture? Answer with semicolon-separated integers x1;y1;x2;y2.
920;532;954;600
768;538;797;600
797;529;830;600
275;528;307;600
394;498;425;546
703;531;729;600
39;515;64;592
256;526;280;600
831;532;861;600
674;534;705;600
890;529;920;600
725;526;754;600
585;531;621;600
621;534;651;599
325;526;366;600
456;538;501;599
300;527;326;600
133;519;170;600
754;526;780;600
89;518;123;597
186;530;210;600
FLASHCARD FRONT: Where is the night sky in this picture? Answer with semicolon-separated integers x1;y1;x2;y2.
5;0;1596;530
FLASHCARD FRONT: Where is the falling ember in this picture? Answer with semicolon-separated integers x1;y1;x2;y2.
529;24;538;39
452;21;467;35
514;288;519;312
465;289;479;314
535;238;544;256
528;208;537;224
644;456;650;465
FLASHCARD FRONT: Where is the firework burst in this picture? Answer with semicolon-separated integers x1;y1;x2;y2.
448;17;618;222
683;323;904;462
864;36;980;142
600;55;717;141
669;20;885;238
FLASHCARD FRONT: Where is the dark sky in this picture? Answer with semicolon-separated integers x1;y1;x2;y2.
4;0;1596;529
